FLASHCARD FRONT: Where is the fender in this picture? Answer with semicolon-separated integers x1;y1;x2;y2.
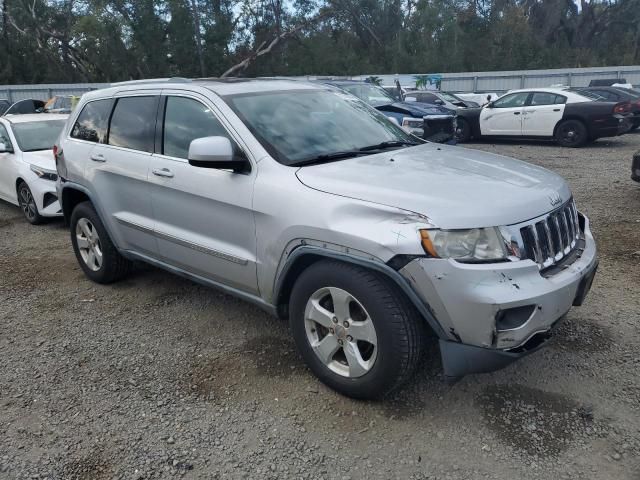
273;245;448;339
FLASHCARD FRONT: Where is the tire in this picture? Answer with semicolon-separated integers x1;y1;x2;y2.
17;182;44;225
629;124;639;132
555;119;588;148
289;260;424;399
456;118;472;142
70;201;132;284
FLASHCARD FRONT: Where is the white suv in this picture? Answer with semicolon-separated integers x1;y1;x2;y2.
55;79;598;399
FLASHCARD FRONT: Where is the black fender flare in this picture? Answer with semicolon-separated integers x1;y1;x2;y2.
272;245;448;339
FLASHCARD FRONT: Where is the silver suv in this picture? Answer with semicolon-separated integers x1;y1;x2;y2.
55;78;598;399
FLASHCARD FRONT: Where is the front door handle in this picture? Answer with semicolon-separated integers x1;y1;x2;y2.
553;108;561;112
90;153;106;162
152;168;174;178
513;112;521;115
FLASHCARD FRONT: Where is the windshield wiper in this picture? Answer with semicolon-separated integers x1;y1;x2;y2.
290;150;372;167
358;140;420;152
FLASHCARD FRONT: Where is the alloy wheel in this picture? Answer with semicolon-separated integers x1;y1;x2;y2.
76;218;103;271
304;287;378;378
19;185;37;221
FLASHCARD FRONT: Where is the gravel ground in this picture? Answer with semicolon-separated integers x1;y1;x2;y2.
1;132;639;480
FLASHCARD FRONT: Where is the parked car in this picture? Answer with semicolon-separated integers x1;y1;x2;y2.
572;87;640;131
0;114;67;223
322;80;457;143
404;90;481;109
632;151;640;183
0;99;10;116
455;92;499;106
455;87;631;146
44;95;75;114
55;79;598;399
2;99;46;116
589;78;627;87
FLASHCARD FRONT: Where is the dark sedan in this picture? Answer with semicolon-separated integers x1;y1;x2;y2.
573;87;640;131
322;80;458;144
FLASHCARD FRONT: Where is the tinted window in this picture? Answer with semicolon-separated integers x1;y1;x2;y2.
530;93;566;106
409;93;438;103
493;93;529;108
339;84;395;107
163;97;230;159
593;90;617;101
71;99;112;143
108;96;158;152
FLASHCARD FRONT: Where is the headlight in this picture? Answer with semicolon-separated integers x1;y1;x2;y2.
402;118;423;129
30;164;58;181
420;228;508;262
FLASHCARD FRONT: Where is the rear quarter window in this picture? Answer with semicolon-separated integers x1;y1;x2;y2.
71;99;113;143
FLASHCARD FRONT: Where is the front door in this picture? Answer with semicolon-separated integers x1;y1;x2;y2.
148;93;259;294
480;92;530;136
521;92;567;137
0;123;16;201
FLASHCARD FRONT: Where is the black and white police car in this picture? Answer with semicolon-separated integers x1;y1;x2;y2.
456;87;632;147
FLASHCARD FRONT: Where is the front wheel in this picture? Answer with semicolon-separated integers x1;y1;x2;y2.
555;119;588;148
17;182;44;225
289;260;424;399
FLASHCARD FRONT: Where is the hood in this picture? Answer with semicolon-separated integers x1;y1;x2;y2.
21;150;55;170
295;143;571;229
377;102;455;117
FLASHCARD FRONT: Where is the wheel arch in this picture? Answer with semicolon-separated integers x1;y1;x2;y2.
61;184;92;224
273;246;447;339
553;115;589;137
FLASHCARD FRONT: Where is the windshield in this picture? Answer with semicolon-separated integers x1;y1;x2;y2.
338;84;395;107
440;92;463;103
12;120;66;152
225;89;415;166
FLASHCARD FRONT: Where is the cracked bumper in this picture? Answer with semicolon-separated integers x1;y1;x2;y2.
400;216;597;377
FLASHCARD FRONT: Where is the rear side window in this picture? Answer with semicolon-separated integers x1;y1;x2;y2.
530;93;567;106
108;96;158;152
162;96;230;159
71;99;112;143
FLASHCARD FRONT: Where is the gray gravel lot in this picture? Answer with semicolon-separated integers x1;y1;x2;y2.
1;133;639;480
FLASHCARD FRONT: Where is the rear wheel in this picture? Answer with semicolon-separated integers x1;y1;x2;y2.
555;119;588;148
17;182;44;225
289;260;424;399
456;118;472;142
70;201;132;283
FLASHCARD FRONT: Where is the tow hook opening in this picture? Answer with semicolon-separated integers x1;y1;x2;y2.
495;304;537;331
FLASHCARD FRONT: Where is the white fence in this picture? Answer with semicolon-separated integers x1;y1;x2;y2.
2;65;639;100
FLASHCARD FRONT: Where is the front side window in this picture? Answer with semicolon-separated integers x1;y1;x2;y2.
12;120;67;152
0;123;12;149
163;96;230;159
108;96;158;153
71;99;113;143
493;93;529;108
225;89;415;165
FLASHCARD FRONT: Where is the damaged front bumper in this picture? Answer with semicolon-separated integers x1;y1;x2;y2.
399;215;598;379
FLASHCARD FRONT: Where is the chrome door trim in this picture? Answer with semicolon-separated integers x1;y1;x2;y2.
114;215;249;266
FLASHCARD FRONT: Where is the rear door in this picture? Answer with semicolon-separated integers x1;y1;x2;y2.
85;92;160;256
479;92;529;136
521;92;567;137
148;92;258;294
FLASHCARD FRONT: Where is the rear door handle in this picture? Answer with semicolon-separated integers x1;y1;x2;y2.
152;168;174;178
553;108;561;112
513;112;521;115
90;153;106;162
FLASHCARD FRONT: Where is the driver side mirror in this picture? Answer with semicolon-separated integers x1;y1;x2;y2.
188;136;249;173
485;101;494;108
0;141;13;153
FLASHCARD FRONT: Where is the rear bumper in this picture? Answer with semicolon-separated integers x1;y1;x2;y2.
591;114;632;138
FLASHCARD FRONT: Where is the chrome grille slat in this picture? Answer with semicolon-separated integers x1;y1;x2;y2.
518;198;582;270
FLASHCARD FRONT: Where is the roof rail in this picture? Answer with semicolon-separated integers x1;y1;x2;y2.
110;77;192;87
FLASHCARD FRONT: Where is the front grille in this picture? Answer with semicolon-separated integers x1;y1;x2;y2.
519;199;581;269
423;116;455;143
